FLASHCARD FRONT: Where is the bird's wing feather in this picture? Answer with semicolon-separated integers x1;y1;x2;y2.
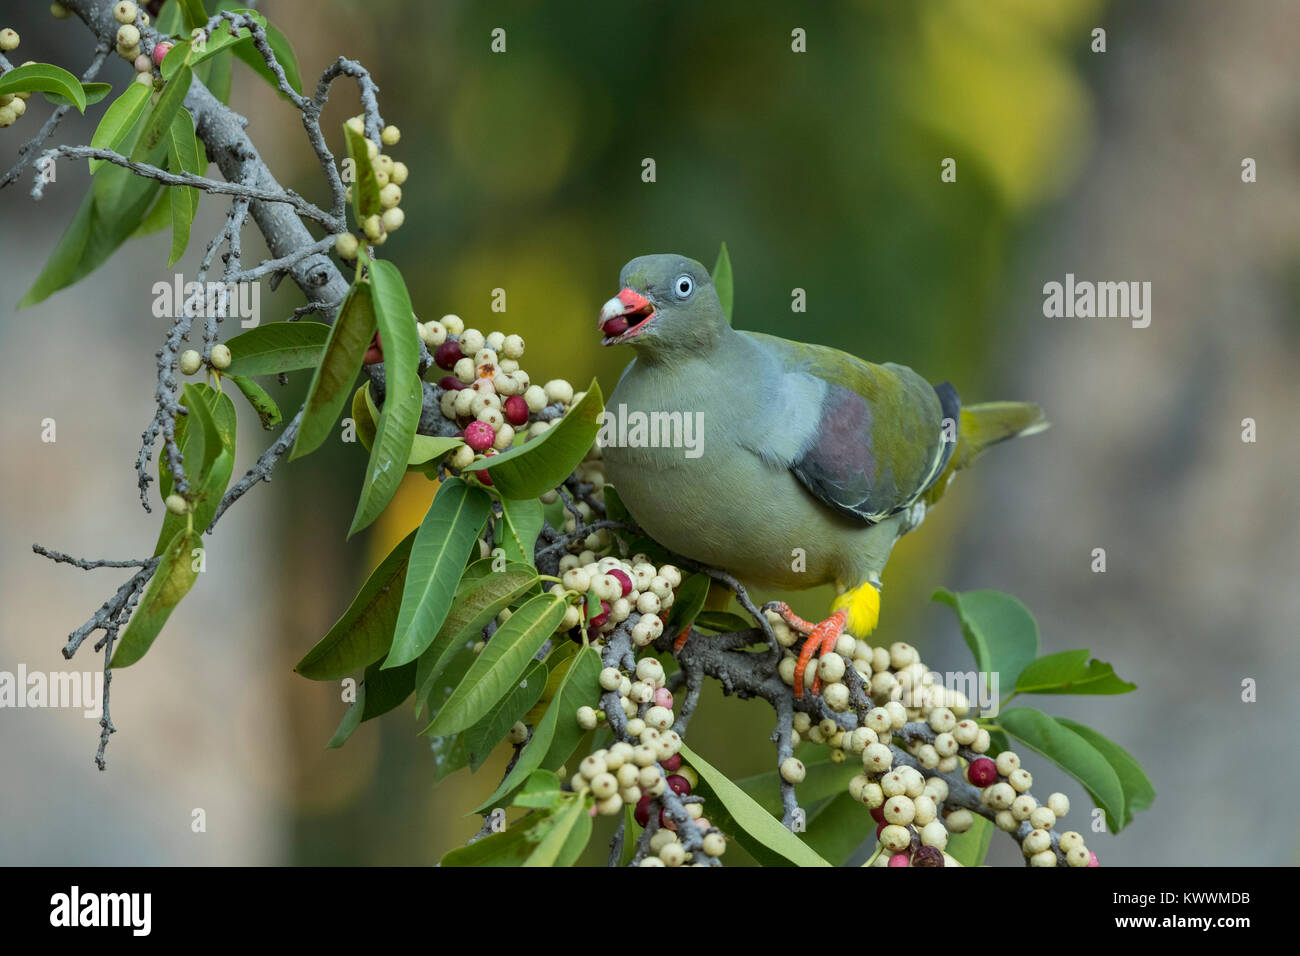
740;331;955;524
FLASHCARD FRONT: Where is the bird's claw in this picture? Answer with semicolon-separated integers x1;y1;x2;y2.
762;601;817;636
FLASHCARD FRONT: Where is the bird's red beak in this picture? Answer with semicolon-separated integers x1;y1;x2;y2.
598;288;655;345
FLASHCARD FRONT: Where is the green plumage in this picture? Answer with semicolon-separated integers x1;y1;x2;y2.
598;254;1045;603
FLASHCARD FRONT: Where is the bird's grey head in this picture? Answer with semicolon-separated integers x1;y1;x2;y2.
597;254;728;361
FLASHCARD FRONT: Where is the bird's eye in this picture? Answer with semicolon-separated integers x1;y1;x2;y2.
673;274;694;299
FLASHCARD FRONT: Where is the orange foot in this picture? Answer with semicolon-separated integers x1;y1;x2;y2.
764;603;847;699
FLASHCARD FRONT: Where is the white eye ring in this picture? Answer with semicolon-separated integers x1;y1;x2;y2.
673;274;694;299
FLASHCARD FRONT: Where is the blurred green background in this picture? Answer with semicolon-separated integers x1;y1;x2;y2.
4;0;1298;866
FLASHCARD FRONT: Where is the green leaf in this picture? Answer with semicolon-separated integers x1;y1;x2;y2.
440;817;538;867
154;385;236;555
498;497;544;567
359;382;463;466
367;260;420;391
349;373;420;537
414;562;539;716
111;527;203;668
223;321;330;376
474;646;601;812
424;593;566;736
945;812;994;866
291;283;376;459
999;706;1127;833
665;571;709;636
194;40;232;102
165;108;202;265
465;659;547;771
326;659;415;748
225;373;282;429
132;64;192;163
933;588;1039;691
463;380;604;498
513;769;564;808
801;791;873;865
677;742;830;867
732;757;860;817
694;610;755;634
1014;649;1138;696
178;0;209;30
1055;718;1154;830
386;477;492;667
43;82;112;108
295;529;417;680
188;18;246;65
343;122;381;222
524;795;592;867
131;188;174;238
88;83;152;173
711;241;734;323
0;63;87;112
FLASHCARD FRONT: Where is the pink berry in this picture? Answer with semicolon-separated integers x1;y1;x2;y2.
503;394;529;427
607;568;633;597
1088;851;1100;867
967;756;998;787
660;753;682;772
152;41;173;66
133;54;151;73
439;375;465;391
634;795;652;827
464;420;495;452
654;687;674;709
665;774;691;797
693;817;710;832
434;341;463;370
888;853;910;867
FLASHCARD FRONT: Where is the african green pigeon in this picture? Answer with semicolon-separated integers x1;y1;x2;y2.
597;254;1046;696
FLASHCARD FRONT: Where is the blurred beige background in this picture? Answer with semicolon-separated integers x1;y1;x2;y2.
2;0;1297;865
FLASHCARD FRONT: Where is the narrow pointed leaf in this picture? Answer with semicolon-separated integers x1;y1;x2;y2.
711;241;734;323
225;373;282;429
295;529;417;680
110;527;203;668
423;593;566;736
385;477;491;667
291;283;375;459
88;83;151;172
933;588;1039;691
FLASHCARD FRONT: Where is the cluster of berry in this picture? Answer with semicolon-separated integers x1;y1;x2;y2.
0;29;32;129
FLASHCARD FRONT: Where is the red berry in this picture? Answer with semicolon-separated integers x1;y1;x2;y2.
634;795;652;827
967;756;998;787
464;420;495;452
875;821;886;839
870;806;886;824
888;853;910;867
439;375;465;391
434;341;463;370
152;41;173;66
665;774;691;797
602;315;630;338
587;600;611;629
363;331;383;365
503;394;529;427
660;753;682;772
659;808;677;831
607;568;633;597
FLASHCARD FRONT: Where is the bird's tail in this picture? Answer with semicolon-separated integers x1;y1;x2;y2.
924;401;1048;505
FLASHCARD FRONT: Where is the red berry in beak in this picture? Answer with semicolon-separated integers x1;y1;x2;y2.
967;757;998;787
607;568;632;597
464;420;495;452
434;341;463;370
503;394;529;427
601;315;631;338
439;375;466;391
